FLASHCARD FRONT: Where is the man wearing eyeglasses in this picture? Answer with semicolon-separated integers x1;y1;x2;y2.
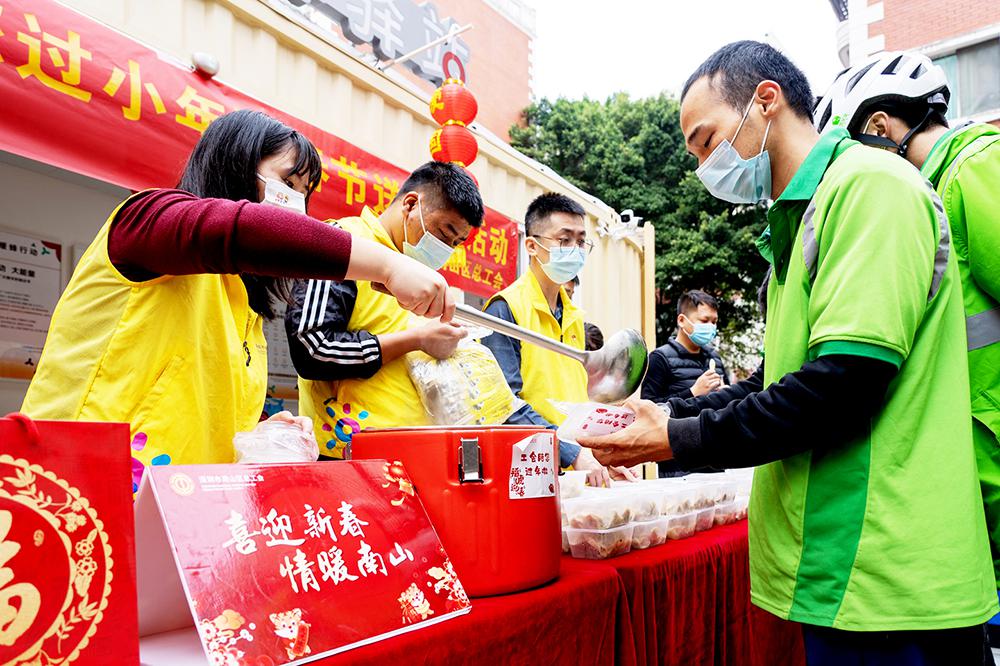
481;193;617;484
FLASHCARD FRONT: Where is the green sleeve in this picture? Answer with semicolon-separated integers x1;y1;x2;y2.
953;150;1000;301
807;159;938;366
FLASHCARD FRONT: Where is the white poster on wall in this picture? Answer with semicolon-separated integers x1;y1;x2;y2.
0;231;62;381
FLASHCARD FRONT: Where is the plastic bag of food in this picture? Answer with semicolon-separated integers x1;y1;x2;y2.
553;401;636;445
406;338;521;426
233;421;319;463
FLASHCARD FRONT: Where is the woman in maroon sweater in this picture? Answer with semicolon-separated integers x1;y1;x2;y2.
23;109;453;470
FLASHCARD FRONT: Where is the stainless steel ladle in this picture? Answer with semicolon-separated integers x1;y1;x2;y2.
454;304;649;404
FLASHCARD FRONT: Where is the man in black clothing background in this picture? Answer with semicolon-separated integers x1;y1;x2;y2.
641;290;729;476
642;290;728;403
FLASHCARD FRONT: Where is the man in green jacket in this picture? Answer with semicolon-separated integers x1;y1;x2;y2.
580;41;997;664
815;50;1000;587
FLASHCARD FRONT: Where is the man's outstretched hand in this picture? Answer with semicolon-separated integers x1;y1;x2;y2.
577;398;673;469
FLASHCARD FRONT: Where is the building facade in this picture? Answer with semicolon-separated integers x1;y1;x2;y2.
0;0;654;414
831;0;1000;125
266;0;535;141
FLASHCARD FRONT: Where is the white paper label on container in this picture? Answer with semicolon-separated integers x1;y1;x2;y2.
509;433;556;500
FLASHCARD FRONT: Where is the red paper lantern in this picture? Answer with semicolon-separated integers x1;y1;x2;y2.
430;124;479;167
429;78;478;126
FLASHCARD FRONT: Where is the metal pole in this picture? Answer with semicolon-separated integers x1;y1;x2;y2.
379;23;473;71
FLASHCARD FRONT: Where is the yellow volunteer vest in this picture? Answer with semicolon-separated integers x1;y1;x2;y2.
486;269;587;425
21;193;268;489
298;208;429;458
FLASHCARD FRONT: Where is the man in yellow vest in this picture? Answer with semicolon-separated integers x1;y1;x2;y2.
286;162;483;458
482;193;609;481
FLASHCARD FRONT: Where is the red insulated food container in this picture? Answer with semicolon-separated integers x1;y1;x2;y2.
350;426;561;597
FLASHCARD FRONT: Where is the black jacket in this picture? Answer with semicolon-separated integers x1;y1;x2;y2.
641;338;727;403
284;278;384;382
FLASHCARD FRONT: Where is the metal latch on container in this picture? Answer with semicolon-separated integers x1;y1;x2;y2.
458;437;484;484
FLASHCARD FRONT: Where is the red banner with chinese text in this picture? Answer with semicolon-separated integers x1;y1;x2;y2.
142;461;470;662
0;0;517;297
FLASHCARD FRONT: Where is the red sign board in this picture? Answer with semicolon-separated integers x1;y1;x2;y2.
0;0;517;297
0;415;138;666
142;461;470;663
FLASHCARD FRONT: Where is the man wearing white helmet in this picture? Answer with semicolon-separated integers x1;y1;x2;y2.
816;51;1000;598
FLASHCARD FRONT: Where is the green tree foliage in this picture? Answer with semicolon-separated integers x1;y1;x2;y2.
510;93;769;365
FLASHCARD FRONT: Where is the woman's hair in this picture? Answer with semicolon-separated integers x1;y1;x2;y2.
177;109;323;319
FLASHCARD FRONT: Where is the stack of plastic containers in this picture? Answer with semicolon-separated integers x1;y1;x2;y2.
562;489;634;559
558;470;752;559
607;486;667;550
724;468;753;521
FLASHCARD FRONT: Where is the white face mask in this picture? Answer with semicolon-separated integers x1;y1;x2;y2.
695;96;772;204
403;195;456;270
257;173;306;215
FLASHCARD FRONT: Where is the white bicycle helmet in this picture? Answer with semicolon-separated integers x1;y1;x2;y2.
813;51;950;153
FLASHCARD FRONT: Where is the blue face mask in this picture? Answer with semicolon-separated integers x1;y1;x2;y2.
403;196;456;270
695;96;772;204
682;315;718;348
537;242;586;284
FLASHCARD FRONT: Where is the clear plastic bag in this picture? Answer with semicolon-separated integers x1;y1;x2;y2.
233;421;320;463
406;338;521;426
553;401;636;444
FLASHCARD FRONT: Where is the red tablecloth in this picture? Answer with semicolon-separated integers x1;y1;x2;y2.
319;520;805;666
605;521;805;666
324;556;636;665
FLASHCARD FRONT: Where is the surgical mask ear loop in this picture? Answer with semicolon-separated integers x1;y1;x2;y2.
759;116;771;155
403;194;422;246
733;98;770;157
731;98;755;143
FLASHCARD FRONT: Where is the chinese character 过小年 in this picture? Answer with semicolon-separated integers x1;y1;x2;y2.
103;58;166;121
175;84;224;133
16;13;92;102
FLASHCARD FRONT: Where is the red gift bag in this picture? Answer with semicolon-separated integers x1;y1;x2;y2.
0;413;138;666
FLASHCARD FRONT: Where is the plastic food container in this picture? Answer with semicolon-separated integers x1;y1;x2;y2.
713;501;738;526
666;512;697;540
561;529;570;554
559;470;589;499
695;506;716;531
681;475;737;507
734;496;749;521
631;517;669;550
706;481;738;505
725;469;754;497
657;485;698;516
565;524;634;559
608;488;660;522
563;492;633;529
690;483;715;510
